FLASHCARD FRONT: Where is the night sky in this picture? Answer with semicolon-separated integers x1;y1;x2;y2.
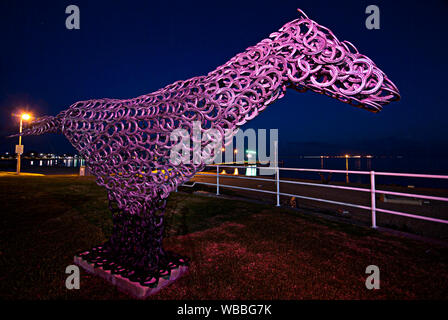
1;0;447;156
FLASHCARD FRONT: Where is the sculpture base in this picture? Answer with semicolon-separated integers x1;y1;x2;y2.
74;256;188;299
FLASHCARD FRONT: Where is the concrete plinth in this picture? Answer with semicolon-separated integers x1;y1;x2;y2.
74;256;188;299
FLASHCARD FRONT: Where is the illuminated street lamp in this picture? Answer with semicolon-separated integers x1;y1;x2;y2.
16;113;32;174
246;150;256;162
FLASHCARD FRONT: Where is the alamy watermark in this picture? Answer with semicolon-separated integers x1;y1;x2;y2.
169;122;278;175
365;265;380;289
65;5;80;30
365;5;380;30
65;265;80;289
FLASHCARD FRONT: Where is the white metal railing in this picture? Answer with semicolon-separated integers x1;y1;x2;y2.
183;164;448;229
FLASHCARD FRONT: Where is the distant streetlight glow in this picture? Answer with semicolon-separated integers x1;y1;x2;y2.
21;113;31;121
246;150;256;159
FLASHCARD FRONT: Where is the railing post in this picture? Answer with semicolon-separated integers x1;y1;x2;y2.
276;165;280;207
370;171;377;228
274;141;280;207
216;165;220;196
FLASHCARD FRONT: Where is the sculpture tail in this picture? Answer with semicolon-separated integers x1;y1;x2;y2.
8;113;64;138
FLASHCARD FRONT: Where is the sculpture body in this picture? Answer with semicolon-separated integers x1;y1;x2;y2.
19;9;400;288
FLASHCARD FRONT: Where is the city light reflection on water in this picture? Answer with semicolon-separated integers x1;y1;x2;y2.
0;157;86;175
1;155;447;188
29;158;86;167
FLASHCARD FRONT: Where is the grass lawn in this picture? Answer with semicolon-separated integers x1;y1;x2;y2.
0;175;447;300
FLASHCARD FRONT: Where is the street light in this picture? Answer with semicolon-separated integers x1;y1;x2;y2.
16;113;32;174
246;150;256;161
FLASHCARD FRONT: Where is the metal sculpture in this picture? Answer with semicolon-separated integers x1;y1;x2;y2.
17;9;400;289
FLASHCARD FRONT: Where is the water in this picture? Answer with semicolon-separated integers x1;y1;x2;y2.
1;156;447;188
0;158;85;175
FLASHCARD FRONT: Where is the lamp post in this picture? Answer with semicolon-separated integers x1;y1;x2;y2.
16;113;31;175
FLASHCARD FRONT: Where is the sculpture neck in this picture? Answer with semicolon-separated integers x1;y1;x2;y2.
206;39;288;127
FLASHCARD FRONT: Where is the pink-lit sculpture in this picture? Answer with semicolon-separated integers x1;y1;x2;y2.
19;9;400;289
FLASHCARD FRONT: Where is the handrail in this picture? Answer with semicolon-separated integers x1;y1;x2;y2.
206;164;448;179
198;170;448;199
375;189;448;202
188;164;448;230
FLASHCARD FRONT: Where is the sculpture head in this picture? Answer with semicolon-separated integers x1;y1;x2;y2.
271;9;400;112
